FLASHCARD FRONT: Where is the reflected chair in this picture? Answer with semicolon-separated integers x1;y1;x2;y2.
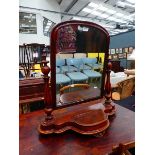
61;58;78;73
56;59;66;73
66;58;88;84
112;76;135;100
56;74;71;85
108;141;135;155
83;58;103;70
56;59;71;85
56;67;60;74
56;58;77;74
82;58;102;87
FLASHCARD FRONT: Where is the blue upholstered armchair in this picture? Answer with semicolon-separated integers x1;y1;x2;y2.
66;58;88;84
56;59;71;85
82;58;102;87
82;58;103;70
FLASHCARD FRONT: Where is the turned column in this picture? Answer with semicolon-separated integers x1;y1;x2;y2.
104;60;116;116
41;60;53;120
38;60;54;134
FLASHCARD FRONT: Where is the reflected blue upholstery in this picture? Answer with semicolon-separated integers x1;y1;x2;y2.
58;58;78;73
66;58;82;72
82;58;102;70
66;58;88;83
56;67;60;73
56;59;71;85
61;65;78;73
83;70;101;78
81;58;102;87
56;74;71;85
67;72;88;82
56;59;65;73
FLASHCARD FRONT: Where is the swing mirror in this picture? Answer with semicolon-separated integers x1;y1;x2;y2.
50;21;110;108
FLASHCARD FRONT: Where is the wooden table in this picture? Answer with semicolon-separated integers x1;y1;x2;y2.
19;103;135;155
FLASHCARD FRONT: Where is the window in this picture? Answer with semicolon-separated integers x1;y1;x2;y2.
19;12;37;34
43;17;55;37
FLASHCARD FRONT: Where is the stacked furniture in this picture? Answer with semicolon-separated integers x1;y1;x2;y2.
55;57;102;86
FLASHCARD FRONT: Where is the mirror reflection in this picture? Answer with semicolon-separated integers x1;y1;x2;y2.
53;23;108;107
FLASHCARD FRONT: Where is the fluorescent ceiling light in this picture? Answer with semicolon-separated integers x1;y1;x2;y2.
88;2;98;8
101;24;115;28
45;26;50;30
115;29;128;32
114;19;125;23
98;5;108;11
115;13;124;17
108;16;117;21
126;0;135;4
47;23;51;26
123;16;133;21
82;8;92;13
72;17;81;20
117;1;135;8
99;13;110;18
106;9;116;14
91;11;102;16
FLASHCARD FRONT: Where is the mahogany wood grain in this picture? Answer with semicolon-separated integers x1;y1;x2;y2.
59;87;100;105
19;78;44;104
19;103;135;155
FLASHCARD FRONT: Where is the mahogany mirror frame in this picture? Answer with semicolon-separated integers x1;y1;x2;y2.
50;20;110;109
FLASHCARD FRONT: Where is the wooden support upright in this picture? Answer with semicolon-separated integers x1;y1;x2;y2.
38;60;54;133
104;60;116;116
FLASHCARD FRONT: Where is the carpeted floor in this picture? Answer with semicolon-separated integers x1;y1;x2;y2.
114;95;135;112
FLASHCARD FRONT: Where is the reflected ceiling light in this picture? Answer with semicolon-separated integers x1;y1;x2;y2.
82;8;92;13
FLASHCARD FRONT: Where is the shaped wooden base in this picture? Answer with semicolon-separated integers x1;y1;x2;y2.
38;99;110;135
104;99;116;116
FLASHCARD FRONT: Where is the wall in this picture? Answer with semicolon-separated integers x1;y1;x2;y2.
109;30;135;49
19;0;61;45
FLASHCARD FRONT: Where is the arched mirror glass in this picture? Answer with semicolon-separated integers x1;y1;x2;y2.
50;21;110;108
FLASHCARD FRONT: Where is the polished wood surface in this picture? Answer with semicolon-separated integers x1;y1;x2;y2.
20;103;135;155
38;98;110;135
19;78;44;105
59;87;100;105
109;141;135;155
19;78;45;114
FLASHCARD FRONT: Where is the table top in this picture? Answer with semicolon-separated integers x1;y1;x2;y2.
19;103;135;155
